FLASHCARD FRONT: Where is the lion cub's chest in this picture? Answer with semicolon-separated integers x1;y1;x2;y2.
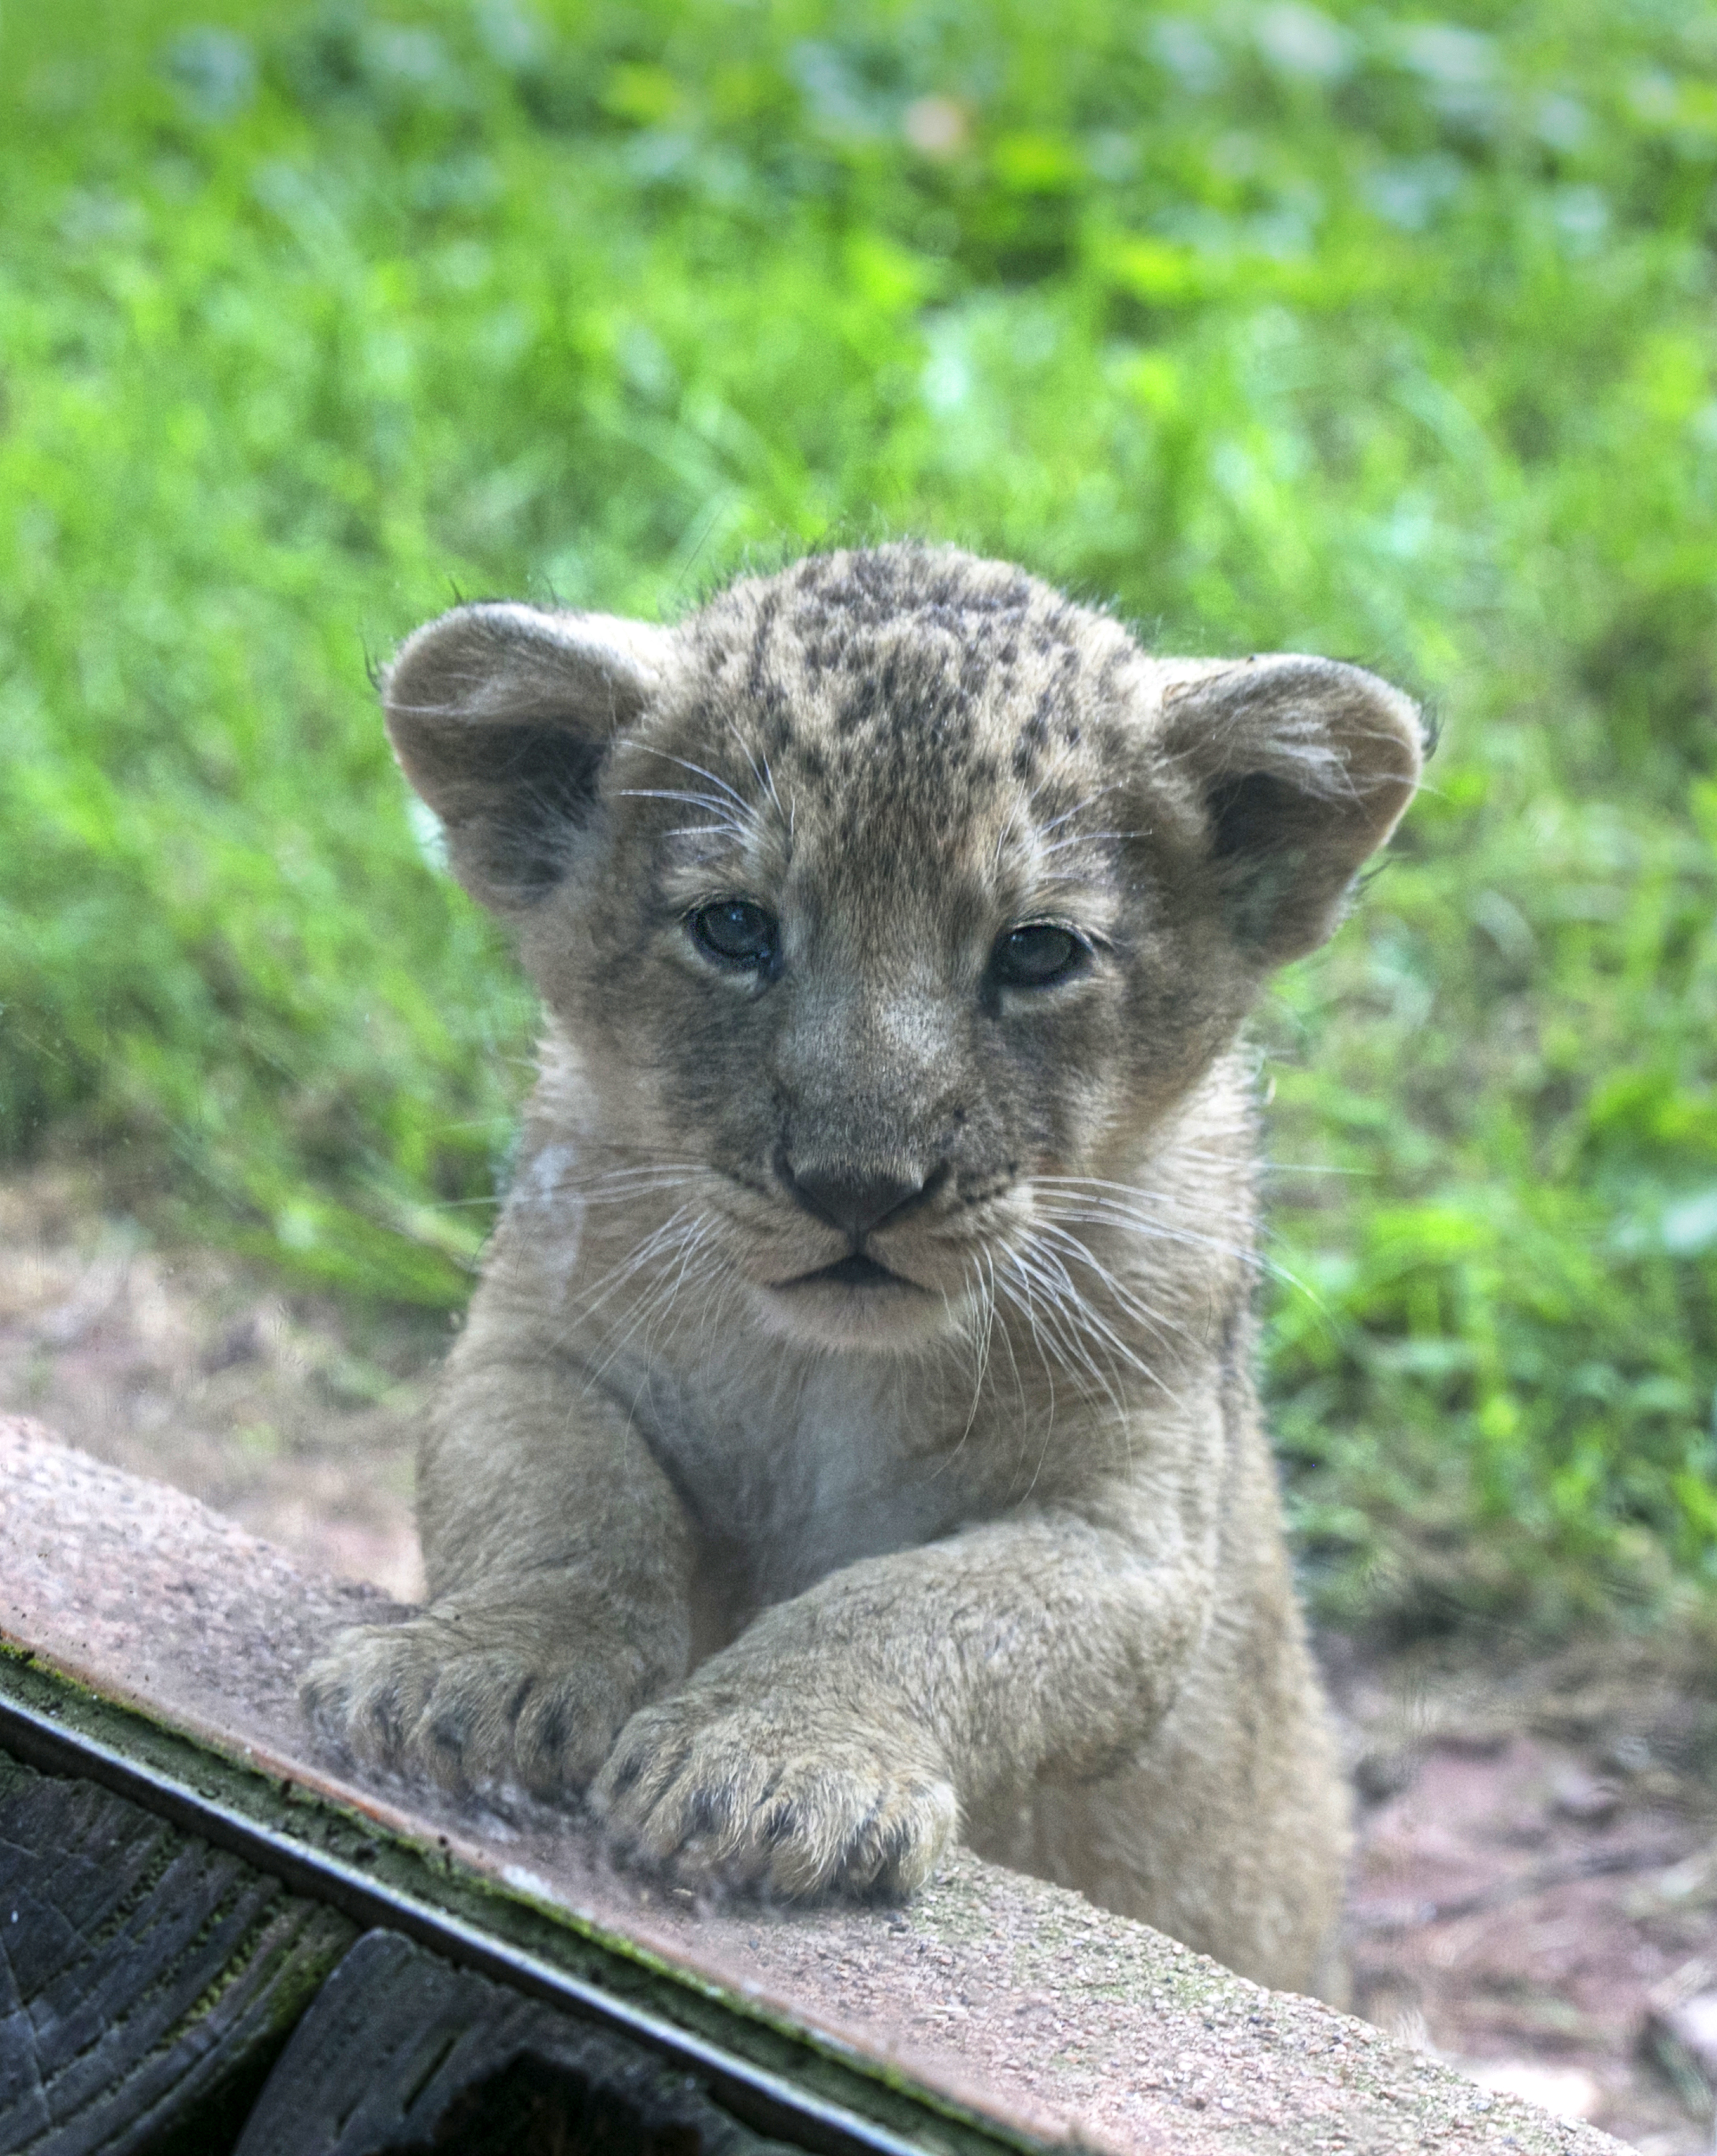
645;1359;970;1606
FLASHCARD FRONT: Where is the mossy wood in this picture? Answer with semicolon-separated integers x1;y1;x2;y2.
0;1657;1003;2156
0;1745;838;2156
232;1927;802;2156
0;1758;352;2156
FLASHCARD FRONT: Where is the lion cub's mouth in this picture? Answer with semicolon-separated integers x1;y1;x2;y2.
781;1251;922;1293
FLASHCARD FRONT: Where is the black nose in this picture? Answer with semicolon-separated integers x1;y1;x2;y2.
783;1164;927;1240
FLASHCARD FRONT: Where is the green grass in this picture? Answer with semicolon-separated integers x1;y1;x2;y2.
4;0;1716;1634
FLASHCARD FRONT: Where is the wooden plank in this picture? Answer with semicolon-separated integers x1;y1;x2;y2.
235;1927;801;2156
0;1682;942;2156
1;1417;1637;2156
0;1753;353;2156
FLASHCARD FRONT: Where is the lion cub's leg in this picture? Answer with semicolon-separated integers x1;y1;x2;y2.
968;1557;1352;1998
587;1488;1217;1907
302;1345;696;1800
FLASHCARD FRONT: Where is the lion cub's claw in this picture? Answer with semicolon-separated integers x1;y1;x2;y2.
590;1692;957;1901
300;1616;636;1800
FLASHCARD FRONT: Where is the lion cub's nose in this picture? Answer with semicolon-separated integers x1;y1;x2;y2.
783;1164;928;1240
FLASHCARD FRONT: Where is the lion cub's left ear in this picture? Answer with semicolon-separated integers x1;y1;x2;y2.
383;602;676;913
1156;655;1424;967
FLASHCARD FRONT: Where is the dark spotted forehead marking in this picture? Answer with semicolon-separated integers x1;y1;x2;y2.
744;589;790;739
701;546;1078;661
745;589;778;689
832;643;988;755
686;544;1123;818
775;546;1043;635
1013;649;1084;782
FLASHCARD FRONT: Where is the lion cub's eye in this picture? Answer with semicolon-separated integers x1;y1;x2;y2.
990;923;1090;989
689;899;779;972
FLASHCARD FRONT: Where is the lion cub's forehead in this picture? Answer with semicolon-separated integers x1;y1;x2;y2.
640;547;1145;906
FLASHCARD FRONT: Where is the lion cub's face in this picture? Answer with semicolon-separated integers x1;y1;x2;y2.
385;548;1420;1352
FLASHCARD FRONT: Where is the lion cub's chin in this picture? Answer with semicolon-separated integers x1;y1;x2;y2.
748;1263;971;1353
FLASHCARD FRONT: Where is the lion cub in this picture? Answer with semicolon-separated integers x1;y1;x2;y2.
304;545;1419;1996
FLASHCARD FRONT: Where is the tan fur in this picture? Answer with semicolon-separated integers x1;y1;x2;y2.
302;545;1421;1997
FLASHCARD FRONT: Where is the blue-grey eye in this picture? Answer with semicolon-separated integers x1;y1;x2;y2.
990;923;1089;988
689;900;778;971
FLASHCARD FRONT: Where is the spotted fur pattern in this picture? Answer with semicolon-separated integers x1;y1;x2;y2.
303;544;1422;1996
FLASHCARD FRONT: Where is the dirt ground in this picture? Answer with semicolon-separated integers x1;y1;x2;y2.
0;1168;435;1603
4;1163;1716;2152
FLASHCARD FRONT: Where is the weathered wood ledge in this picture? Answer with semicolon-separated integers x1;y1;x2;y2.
0;1414;1626;2155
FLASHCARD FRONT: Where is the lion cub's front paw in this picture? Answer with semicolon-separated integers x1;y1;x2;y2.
589;1687;957;1901
300;1608;645;1800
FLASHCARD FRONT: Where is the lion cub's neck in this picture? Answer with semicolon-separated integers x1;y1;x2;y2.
500;1049;1259;1622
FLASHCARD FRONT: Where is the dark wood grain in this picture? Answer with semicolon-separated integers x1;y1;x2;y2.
0;1754;353;2156
234;1926;798;2156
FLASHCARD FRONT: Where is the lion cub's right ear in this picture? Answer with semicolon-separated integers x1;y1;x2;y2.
383;602;675;913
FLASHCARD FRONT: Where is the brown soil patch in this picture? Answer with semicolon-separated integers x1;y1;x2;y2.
1331;1632;1717;2150
0;1166;438;1600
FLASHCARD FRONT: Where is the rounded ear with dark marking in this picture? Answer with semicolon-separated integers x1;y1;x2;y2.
383;602;675;913
1157;655;1424;967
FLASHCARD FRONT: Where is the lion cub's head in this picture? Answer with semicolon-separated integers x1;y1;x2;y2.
385;546;1419;1353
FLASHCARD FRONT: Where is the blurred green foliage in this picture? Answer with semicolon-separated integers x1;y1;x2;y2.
3;0;1716;1632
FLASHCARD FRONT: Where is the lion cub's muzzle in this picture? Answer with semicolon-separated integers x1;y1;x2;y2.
775;1155;952;1240
756;1151;969;1320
